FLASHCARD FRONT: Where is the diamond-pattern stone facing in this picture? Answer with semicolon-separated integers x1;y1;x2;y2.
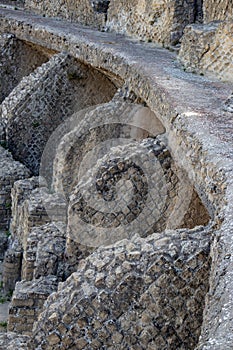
30;227;211;350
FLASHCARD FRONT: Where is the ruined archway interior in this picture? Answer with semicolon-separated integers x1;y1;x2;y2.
0;34;215;350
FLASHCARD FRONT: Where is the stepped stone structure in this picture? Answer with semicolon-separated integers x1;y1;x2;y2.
0;1;232;350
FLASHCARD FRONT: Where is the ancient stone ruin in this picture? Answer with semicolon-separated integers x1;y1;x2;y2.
0;0;232;349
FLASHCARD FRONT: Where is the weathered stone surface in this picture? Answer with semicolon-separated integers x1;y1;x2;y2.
0;332;30;350
8;276;58;335
2;239;22;292
223;92;233;113
22;222;66;281
10;178;66;246
0;33;50;104
2;51;116;175
178;21;233;82
68;137;209;245
0;231;8;260
0;145;30;230
0;7;232;350
0;260;11;327
30;227;211;349
52;98;165;197
24;0;203;46
3;177;66;291
203;0;233;23
106;0;200;46
25;0;107;29
10;177;43;240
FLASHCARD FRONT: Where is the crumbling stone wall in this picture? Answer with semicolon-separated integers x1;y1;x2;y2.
106;0;200;46
8;276;58;335
0;4;232;349
0;332;29;350
3;177;66;291
22;222;66;281
6;221;66;334
2;240;22;292
203;0;233;22
24;0;204;46
0;33;51;103
65;136;181;272
0;145;30;230
0;232;8;260
25;0;108;29
52;99;165;198
1;51;116;175
10;177;43;241
30;227;211;349
178;20;233;82
50;97;209;274
178;0;233;81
